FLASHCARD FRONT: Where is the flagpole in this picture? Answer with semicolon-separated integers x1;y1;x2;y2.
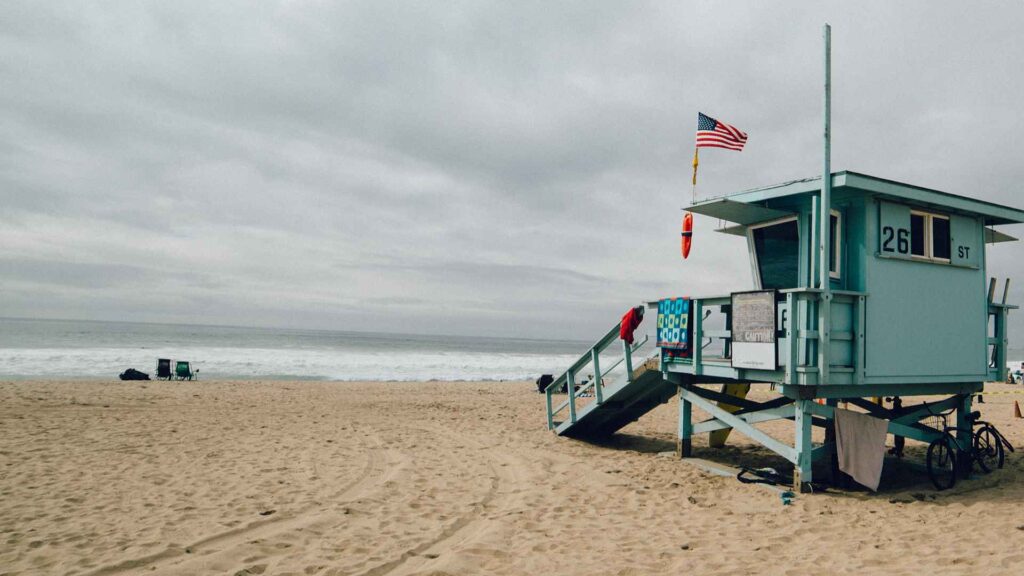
818;23;832;387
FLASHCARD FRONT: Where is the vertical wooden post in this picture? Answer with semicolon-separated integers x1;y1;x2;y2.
566;369;577;423
785;292;797;384
998;307;1008;381
998;280;1010;381
794;399;814;492
824;398;842;486
692;300;704;375
591;349;603;404
678;385;692;458
1002;307;1010;376
855;295;866;383
955;394;973;478
810;195;819;287
546;387;554;430
622;338;634;383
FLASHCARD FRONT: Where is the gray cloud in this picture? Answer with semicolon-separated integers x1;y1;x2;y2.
2;1;1023;341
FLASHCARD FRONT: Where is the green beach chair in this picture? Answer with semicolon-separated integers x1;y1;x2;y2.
175;361;197;381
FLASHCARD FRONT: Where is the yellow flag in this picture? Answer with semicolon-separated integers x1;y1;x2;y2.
691;148;699;186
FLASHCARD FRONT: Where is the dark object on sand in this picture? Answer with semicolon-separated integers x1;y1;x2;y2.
156;358;173;380
119;368;151;381
535;374;553;393
737;466;789;486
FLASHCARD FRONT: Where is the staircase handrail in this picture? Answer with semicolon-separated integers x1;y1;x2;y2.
545;314;650;430
548;335;649;417
599;334;649;380
544;323;622;394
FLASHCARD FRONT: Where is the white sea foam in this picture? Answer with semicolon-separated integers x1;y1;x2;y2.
0;346;581;381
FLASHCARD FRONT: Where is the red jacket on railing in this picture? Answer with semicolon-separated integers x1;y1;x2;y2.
619;306;644;344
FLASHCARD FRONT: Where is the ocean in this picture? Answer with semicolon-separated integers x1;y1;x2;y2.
0;318;590;381
2;317;1020;382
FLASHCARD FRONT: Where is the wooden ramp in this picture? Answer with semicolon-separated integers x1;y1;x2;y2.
553;360;674;439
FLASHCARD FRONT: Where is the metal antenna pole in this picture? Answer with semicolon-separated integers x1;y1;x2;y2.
818;23;832;386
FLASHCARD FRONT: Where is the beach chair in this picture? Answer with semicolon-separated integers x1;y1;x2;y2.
156;358;173;380
175;361;197;381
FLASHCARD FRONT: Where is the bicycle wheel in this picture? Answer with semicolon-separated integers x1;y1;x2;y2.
927;436;957;490
974;425;1004;471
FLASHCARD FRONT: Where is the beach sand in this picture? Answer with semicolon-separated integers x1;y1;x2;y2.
2;379;1024;575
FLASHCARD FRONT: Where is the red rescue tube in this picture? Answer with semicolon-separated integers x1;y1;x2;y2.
681;212;693;259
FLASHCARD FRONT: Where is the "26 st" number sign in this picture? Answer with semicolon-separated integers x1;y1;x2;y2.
881;225;909;254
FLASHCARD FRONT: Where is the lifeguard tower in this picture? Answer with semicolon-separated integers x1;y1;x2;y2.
545;170;1024;491
544;25;1024;492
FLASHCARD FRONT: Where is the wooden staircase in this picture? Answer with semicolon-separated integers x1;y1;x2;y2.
554;359;673;438
545;317;673;440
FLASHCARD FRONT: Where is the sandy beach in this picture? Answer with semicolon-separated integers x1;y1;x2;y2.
2;378;1024;575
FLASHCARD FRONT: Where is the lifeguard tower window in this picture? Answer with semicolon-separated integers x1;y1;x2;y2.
910;210;951;261
751;217;799;289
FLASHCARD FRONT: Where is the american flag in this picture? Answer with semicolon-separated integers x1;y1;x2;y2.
696;112;747;151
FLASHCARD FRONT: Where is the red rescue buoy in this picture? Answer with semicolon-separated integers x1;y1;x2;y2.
681;212;693;259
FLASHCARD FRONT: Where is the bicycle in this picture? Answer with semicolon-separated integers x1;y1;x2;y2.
926;410;1014;490
974;414;1015;471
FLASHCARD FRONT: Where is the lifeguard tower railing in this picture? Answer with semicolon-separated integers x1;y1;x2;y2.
663;288;1010;386
989;301;1012;383
665;288;866;386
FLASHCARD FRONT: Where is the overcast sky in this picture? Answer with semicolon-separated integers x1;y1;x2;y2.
2;1;1024;340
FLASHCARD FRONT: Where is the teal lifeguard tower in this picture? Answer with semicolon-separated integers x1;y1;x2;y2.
545;25;1024;491
545;170;1023;491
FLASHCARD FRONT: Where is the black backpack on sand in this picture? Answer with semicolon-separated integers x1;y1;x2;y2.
119;368;151;381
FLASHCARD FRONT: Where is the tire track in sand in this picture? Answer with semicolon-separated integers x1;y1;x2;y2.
356;422;542;576
85;432;388;576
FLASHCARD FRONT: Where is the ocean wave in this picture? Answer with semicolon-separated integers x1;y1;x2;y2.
0;346;582;381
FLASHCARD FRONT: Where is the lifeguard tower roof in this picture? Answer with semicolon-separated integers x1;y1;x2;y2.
692;171;1024;233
